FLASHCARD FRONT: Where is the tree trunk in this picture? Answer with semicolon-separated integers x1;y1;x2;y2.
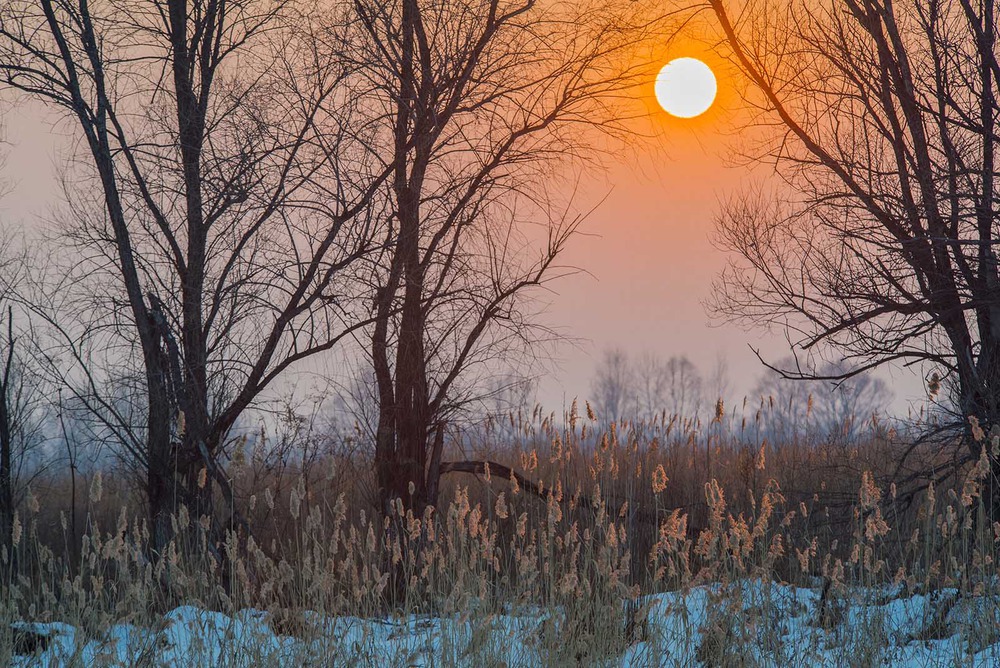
374;0;435;515
0;331;13;562
144;335;178;554
169;0;214;525
392;186;430;508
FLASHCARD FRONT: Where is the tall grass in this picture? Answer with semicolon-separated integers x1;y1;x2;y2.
2;399;998;665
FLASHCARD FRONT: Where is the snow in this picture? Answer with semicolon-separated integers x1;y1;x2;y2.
10;581;1000;666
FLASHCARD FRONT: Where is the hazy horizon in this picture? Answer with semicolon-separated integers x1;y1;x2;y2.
0;91;926;419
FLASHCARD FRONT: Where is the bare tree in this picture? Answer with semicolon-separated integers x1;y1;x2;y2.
707;0;1000;503
0;236;15;558
636;352;704;420
0;0;386;548
0;140;10;558
751;358;893;444
591;348;636;422
707;352;732;408
344;0;667;511
483;373;537;420
592;349;704;422
0;234;46;561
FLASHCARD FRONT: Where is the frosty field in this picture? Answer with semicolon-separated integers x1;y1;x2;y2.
10;581;1000;667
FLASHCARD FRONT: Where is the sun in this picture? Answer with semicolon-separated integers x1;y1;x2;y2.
654;58;717;119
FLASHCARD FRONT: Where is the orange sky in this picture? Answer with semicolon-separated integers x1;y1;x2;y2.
0;45;924;415
536;33;925;413
534;48;785;409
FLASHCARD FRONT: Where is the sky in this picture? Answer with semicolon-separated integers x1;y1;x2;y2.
537;129;770;408
530;39;802;411
0;51;926;418
531;33;928;415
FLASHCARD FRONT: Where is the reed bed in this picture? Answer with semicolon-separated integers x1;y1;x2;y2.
2;401;998;666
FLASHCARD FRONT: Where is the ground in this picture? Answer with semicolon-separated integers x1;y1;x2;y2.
10;580;1000;667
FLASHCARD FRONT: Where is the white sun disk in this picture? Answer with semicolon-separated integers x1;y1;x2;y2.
655;58;717;119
